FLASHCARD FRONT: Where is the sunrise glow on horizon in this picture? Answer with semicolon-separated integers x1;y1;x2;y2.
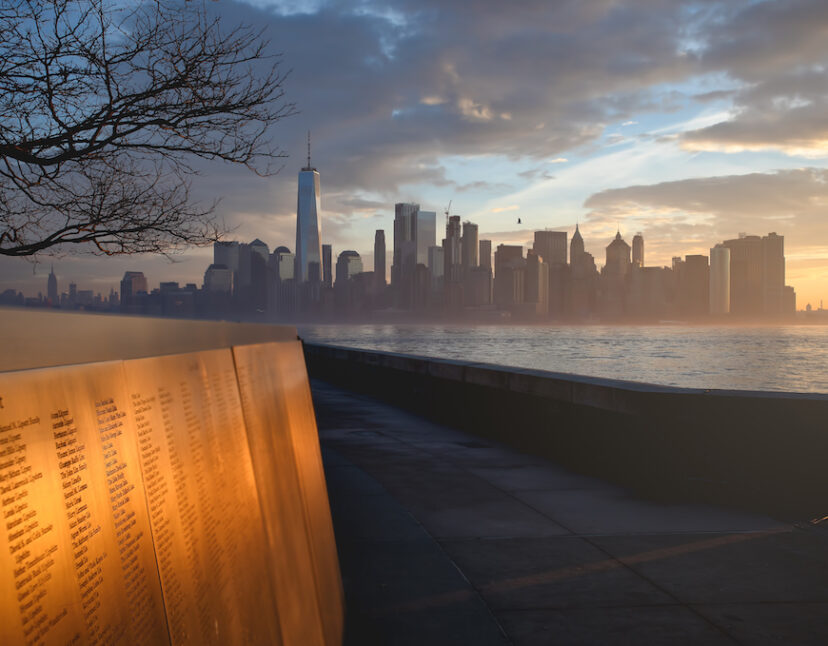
2;0;828;311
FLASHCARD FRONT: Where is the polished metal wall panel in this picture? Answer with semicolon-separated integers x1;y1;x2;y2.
123;350;281;646
0;331;341;646
233;341;343;646
267;341;344;646
0;308;297;373
0;362;168;645
233;344;328;646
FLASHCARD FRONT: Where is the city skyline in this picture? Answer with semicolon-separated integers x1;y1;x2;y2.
6;205;805;323
2;1;828;308
0;150;811;316
0;144;817;313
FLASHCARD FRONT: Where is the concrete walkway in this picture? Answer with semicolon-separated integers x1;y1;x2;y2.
311;380;828;646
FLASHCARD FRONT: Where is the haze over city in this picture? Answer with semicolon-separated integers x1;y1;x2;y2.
3;0;828;309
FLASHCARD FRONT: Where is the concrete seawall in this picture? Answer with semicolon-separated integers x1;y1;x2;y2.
303;342;828;520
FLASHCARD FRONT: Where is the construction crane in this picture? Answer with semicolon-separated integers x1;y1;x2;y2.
444;200;452;226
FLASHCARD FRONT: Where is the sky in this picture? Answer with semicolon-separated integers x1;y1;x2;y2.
3;0;828;309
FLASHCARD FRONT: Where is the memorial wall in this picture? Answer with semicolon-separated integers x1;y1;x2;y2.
0;310;342;646
234;343;342;646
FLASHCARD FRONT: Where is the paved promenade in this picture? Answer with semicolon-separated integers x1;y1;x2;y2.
312;380;828;645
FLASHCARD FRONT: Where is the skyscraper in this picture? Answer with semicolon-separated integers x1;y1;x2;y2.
295;134;322;283
709;244;730;315
204;264;233;293
569;225;598;319
443;215;463;308
428;245;444;289
416;211;436;266
525;250;549;314
214;241;240;271
461;222;479;269
676;254;709;316
249;238;270;314
334;250;363;311
249;238;269;264
270;246;296;317
120;271;148;312
322;244;333;289
335;250;363;284
443;216;462;284
479;240;492;271
632;233;644;268
533;231;567;266
604;232;631;278
762;232;785;316
392;202;419;287
214;240;240;293
722;234;763;316
47;266;58;305
428;246;446;291
392;202;419;307
271;246;294;281
600;232;631;319
570;224;584;262
237;242;252;291
494;245;525;309
533;231;567;318
374;230;386;290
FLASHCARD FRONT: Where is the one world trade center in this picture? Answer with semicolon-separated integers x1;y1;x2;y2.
295;133;322;283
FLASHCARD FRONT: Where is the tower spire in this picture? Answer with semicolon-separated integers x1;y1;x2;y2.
307;130;311;168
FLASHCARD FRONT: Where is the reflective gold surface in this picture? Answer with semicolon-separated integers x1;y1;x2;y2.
233;341;343;646
123;350;281;646
0;334;340;646
268;341;345;646
0;362;168;645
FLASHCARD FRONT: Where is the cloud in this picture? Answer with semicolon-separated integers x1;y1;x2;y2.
225;0;708;212
6;0;828;299
583;168;828;259
680;0;828;157
456;179;509;193
517;168;555;181
700;0;828;81
681;103;828;158
333;195;387;212
491;205;520;213
457;97;496;122
692;89;738;104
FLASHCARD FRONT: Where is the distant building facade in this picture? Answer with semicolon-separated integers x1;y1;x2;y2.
416;211;436;266
479;240;492;271
632;233;644;268
709;244;730;315
374;230;386;292
47;266;58;305
120;271;148;313
322;244;333;289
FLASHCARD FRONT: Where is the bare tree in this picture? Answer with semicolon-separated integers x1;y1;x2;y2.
0;0;294;257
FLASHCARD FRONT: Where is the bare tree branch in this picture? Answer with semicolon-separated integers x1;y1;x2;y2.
0;0;295;257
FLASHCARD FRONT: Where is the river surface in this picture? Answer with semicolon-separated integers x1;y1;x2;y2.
298;324;828;393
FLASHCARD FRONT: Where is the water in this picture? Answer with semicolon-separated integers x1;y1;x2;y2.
298;324;828;393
